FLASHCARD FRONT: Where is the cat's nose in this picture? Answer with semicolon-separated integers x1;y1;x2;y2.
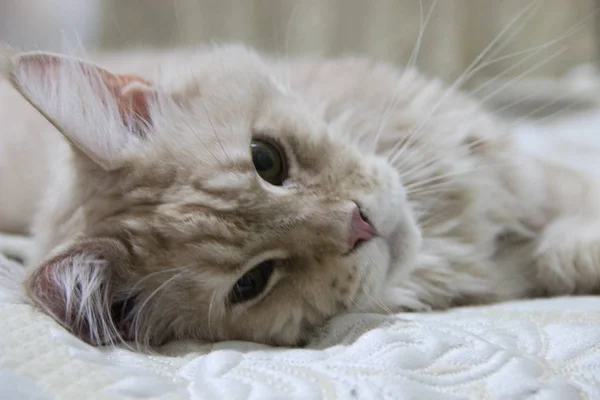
348;205;375;251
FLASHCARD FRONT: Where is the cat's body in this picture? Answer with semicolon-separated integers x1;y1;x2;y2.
1;44;599;348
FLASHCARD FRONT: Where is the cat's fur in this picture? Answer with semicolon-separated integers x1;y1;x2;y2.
1;43;600;348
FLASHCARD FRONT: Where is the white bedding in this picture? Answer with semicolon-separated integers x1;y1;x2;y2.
1;250;599;400
3;103;600;399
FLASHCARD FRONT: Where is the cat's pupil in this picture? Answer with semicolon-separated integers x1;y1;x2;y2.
229;260;276;304
253;149;274;171
250;139;287;185
236;274;257;291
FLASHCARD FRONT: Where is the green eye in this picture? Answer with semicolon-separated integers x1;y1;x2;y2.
250;138;287;186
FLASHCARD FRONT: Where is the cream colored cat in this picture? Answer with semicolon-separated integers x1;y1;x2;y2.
1;43;599;348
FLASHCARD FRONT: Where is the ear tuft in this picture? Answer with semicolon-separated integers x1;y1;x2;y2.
25;238;133;346
8;52;157;170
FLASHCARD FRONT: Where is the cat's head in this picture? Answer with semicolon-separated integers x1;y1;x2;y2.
7;44;421;347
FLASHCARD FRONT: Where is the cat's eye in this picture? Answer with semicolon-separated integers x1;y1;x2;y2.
250;138;287;185
229;260;276;304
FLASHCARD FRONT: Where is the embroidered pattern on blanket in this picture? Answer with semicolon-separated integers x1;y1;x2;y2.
1;252;599;400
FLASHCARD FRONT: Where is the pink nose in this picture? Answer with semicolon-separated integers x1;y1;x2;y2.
348;206;375;250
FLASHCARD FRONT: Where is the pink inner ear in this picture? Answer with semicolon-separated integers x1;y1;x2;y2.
27;254;71;322
100;73;154;128
25;252;105;345
24;239;129;346
16;53;155;131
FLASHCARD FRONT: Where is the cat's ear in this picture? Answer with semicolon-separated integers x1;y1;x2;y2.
7;52;157;170
24;238;134;346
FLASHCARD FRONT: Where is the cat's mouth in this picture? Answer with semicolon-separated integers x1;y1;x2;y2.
352;201;406;262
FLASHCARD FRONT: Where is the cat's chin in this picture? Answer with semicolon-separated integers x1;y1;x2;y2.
387;215;421;271
348;212;421;315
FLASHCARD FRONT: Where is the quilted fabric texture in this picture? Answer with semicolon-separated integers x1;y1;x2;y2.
1;254;599;400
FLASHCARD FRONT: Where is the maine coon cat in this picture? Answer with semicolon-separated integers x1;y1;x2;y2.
1;42;599;349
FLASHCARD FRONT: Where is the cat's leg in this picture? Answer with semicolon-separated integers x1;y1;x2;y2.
0;233;32;265
531;215;600;295
518;156;600;295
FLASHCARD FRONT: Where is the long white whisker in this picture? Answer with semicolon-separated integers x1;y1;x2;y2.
387;0;544;160
515;99;580;127
487;88;539;116
389;44;568;169
182;114;221;164
406;0;438;71
483;0;545;63
127;266;191;298
359;272;395;316
200;99;231;163
405;161;523;195
478;46;567;106
372;0;438;148
473;7;598;98
513;97;566;123
133;270;187;346
469;45;556;98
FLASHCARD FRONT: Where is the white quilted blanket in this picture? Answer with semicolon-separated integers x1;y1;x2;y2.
1;251;599;400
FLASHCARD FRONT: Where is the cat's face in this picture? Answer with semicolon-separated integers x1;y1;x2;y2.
8;45;420;347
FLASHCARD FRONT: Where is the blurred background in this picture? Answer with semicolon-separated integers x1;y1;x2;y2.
1;0;600;117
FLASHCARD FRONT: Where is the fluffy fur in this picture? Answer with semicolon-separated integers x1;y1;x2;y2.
1;43;600;349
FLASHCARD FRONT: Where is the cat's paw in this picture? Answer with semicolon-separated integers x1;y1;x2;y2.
533;215;600;295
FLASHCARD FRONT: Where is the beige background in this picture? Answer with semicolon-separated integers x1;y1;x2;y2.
98;0;599;83
1;1;597;78
1;1;600;114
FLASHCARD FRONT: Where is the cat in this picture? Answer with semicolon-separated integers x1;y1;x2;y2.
1;42;600;349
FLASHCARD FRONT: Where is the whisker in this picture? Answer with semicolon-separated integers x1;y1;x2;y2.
405;160;524;195
391;109;518;177
469;44;560;99
361;279;395;316
396;154;444;182
133;269;188;347
487;87;539;116
182;115;221;164
512;97;566;123
385;0;544;162
372;0;437;147
406;0;438;71
407;186;459;199
200;99;231;163
386;39;553;165
472;8;599;99
478;46;568;106
127;265;191;298
388;44;568;169
355;263;397;317
516;99;580;127
482;0;545;63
